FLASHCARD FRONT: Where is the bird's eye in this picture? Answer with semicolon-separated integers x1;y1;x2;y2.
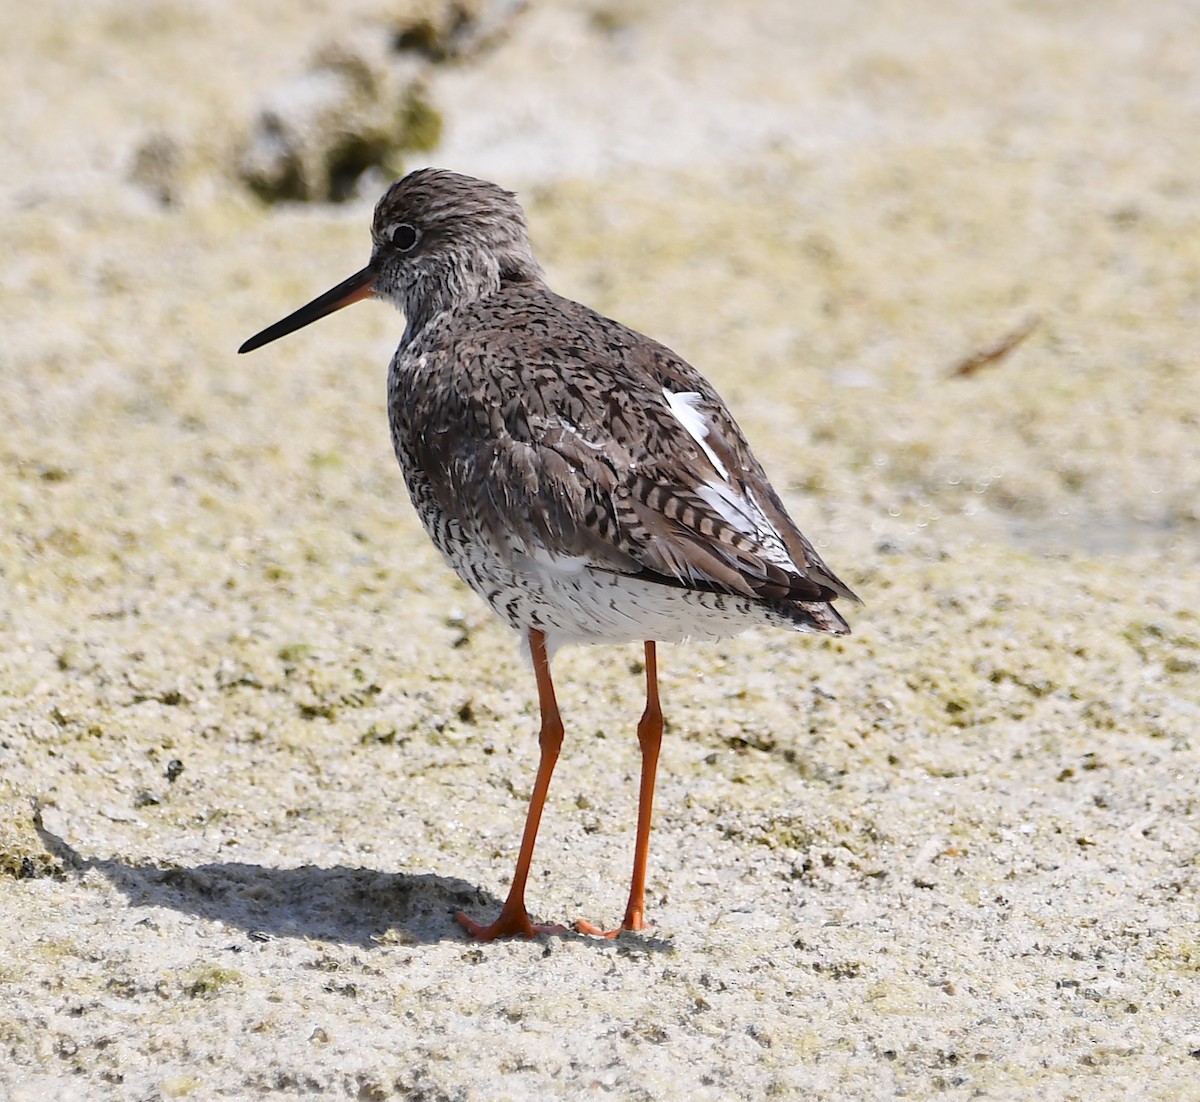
390;223;420;252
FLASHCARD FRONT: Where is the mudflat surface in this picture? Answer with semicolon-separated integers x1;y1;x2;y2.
2;2;1199;1099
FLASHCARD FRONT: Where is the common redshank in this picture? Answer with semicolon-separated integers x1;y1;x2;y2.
239;169;859;940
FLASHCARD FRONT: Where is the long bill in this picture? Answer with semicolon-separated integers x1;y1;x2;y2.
238;265;377;354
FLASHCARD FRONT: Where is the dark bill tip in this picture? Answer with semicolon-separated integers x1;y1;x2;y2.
238;265;377;354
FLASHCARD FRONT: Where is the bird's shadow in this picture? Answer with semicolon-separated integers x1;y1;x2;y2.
32;805;673;953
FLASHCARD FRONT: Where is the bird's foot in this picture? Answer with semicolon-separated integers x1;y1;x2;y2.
574;913;646;940
455;906;567;942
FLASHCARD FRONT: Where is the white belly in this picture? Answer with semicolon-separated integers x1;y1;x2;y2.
444;541;810;657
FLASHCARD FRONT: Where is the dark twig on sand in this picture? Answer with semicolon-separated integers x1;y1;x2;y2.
948;314;1040;378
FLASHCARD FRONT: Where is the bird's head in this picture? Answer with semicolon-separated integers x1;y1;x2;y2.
239;169;543;355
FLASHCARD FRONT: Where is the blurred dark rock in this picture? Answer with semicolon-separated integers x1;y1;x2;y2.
393;0;526;61
239;1;525;204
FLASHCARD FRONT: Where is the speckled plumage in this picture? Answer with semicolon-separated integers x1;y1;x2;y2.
371;171;858;654
240;168;859;940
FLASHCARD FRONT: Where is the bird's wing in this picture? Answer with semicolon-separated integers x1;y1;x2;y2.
412;296;858;605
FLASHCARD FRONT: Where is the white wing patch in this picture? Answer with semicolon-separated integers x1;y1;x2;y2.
695;479;758;532
662;388;803;577
696;482;797;572
662;389;801;573
662;389;730;480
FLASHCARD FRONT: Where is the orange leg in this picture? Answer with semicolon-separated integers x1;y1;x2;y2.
456;628;568;940
577;640;663;938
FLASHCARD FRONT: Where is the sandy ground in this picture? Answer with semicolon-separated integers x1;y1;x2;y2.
2;1;1200;1099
